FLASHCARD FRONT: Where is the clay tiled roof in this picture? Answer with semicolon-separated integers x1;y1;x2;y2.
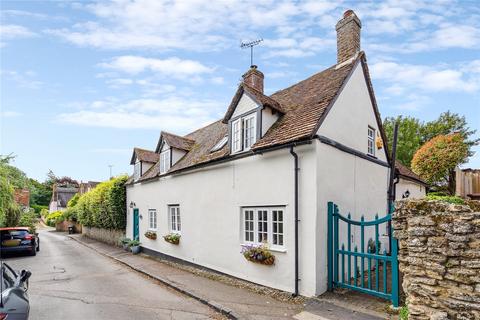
130;147;159;165
130;53;383;183
395;160;427;185
223;83;285;123
159;131;195;152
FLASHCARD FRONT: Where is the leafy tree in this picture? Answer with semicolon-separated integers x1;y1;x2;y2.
67;193;80;208
384;111;478;168
411;133;469;194
28;178;52;206
383;116;423;167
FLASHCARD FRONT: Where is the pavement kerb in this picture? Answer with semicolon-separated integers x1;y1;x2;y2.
68;234;239;319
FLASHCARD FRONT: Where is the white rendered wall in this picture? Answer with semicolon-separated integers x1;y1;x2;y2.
232;93;258;118
127;145;319;296
396;178;426;200
142;162;153;175
315;60;390;294
261;107;280;136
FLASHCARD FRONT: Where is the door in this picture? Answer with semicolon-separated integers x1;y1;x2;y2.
133;209;139;240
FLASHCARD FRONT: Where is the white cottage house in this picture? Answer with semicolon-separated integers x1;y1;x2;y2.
126;10;392;297
395;161;427;200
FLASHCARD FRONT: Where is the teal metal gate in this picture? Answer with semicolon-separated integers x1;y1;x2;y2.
327;202;399;307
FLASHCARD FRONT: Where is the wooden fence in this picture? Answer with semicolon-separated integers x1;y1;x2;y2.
455;168;480;199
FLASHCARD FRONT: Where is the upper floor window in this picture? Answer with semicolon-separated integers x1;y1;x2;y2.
231;113;257;154
242;207;284;248
169;205;181;233
148;209;157;230
134;162;141;180
367;126;375;156
160;149;171;174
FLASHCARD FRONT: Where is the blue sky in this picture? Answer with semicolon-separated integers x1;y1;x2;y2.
1;0;479;182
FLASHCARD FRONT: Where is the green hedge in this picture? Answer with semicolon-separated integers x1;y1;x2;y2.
425;194;465;204
45;211;63;227
76;176;127;229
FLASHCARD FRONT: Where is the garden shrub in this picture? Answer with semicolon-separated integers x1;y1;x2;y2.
76;175;127;230
45;211;63;227
426;194;465;204
31;204;48;215
19;210;37;233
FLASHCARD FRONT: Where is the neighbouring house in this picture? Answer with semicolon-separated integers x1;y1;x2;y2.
49;184;78;212
14;189;30;212
394;161;427;200
456;168;480;200
78;181;100;195
126;10;392;297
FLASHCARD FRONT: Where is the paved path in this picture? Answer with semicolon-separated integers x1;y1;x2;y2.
4;229;221;320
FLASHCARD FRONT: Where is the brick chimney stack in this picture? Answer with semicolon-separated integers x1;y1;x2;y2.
242;65;264;93
336;10;361;64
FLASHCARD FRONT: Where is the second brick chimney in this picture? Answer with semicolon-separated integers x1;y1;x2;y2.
242;65;264;93
336;10;362;65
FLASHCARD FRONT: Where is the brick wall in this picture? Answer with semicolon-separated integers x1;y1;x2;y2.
393;200;480;319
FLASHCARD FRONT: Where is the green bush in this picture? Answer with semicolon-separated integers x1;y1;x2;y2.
426;194;465;204
45;211;64;227
31;204;48;215
399;305;408;320
19;211;37;234
76;176;127;230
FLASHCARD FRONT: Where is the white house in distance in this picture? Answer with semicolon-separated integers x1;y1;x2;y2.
126;10;392;297
395;161;427;200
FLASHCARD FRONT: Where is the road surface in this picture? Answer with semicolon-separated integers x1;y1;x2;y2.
4;229;221;320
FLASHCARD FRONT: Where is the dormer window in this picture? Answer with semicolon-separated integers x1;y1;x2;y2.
211;136;228;153
160;149;171;174
231;113;257;154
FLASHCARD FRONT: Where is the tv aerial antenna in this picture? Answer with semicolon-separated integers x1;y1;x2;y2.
240;38;263;67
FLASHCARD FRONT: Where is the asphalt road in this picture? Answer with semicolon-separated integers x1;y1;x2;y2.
4;229;221;320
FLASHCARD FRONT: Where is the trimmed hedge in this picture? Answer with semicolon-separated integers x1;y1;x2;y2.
76;176;127;230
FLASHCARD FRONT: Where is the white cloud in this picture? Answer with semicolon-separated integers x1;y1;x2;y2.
0;24;36;39
99;56;213;78
1;70;43;89
57;97;223;132
371;61;479;93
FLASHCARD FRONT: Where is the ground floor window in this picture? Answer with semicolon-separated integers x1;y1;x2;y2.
148;209;157;230
169;205;181;233
241;207;285;248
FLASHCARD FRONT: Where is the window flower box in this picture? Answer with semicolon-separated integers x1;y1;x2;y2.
163;233;180;245
145;231;157;240
241;244;275;266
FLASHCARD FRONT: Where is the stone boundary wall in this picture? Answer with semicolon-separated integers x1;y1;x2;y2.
82;226;124;247
55;220;82;233
393;200;480;320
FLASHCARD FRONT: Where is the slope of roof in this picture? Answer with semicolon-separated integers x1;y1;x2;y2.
395;160;427;185
130;147;159;164
252;60;354;149
160;131;196;152
223;83;285;123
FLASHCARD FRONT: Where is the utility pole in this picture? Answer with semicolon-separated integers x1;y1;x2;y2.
108;165;113;179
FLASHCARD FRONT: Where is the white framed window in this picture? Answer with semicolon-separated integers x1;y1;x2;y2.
367;126;375;156
231;113;257;154
169;205;181;233
241;207;285;248
148;209;157;230
242;114;256;150
134;162;141;180
160;149;171;174
232;119;241;153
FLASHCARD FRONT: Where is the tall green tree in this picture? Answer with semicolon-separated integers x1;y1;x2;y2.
384;111;478;167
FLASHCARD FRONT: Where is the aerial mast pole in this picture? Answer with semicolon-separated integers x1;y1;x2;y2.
240;38;263;66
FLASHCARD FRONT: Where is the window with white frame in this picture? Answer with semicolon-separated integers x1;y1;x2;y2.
242;207;284;248
231;113;257;154
169;205;181;233
134;162;141;180
160;149;171;174
148;209;157;230
367;126;375;156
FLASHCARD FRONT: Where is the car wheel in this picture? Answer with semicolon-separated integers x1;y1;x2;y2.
30;246;37;256
36;240;40;252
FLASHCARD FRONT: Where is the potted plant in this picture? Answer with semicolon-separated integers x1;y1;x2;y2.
241;243;275;265
163;233;180;245
145;231;157;240
120;237;131;251
129;239;141;254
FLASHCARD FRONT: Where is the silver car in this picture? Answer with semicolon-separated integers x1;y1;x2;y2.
0;263;31;320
